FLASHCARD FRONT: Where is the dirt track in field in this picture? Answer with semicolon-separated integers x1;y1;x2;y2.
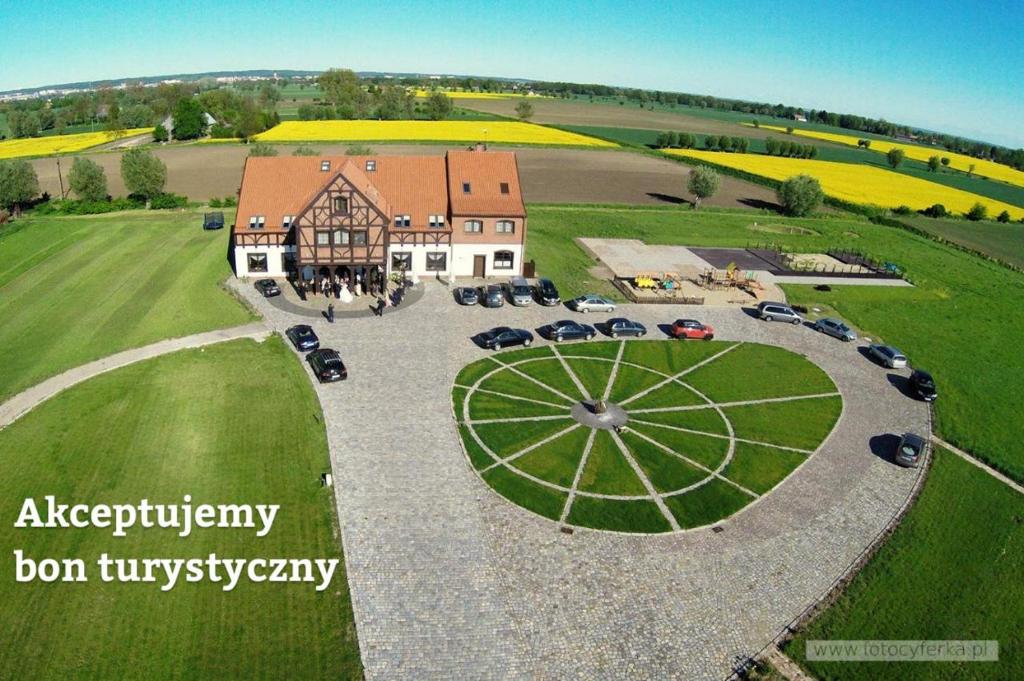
29;143;779;210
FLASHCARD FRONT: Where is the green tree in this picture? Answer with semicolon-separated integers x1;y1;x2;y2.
68;157;108;201
927;155;941;172
751;119;759;128
10;111;40;138
424;92;453;120
808;145;819;159
732;136;747;153
924;203;947;218
515;99;534;121
997;210;1011;223
172;98;206;140
318;68;370;118
258;83;281;109
655;131;670;148
666;131;679;147
248;142;278;157
941;157;950;167
687;165;720;209
786;126;795;134
965;202;987;221
0;160;40;215
886;148;905;168
968;163;976;177
374;85;413;120
704;135;718;150
105;100;125;136
776;174;823;216
765;138;779;155
292;145;320;156
152;124;169;142
120;148;167;207
718;135;733;151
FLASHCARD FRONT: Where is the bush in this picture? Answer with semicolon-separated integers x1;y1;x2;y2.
965;202;988;221
893;205;914;216
148;193;189;210
248;142;278;157
152;125;168;143
997;210;1011;223
923;203;947;218
209;198;223;208
292;145;320;156
222;195;237;207
31;197;144;216
209;124;237;139
776;174;824;217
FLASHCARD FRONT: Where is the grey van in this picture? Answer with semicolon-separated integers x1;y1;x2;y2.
507;276;533;306
757;301;802;325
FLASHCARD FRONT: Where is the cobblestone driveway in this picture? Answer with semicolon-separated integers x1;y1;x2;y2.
232;280;929;680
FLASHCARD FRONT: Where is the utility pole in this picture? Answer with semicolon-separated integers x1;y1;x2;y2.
56;158;66;199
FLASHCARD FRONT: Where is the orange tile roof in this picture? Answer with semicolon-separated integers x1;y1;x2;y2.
446;150;526;217
233;151;524;235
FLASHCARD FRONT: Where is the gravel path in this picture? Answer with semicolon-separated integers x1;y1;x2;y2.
232;279;929;680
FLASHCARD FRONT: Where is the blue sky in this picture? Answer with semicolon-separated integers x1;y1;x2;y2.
2;0;1022;146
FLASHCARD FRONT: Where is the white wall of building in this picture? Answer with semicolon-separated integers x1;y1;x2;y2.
387;244;452;277
234;245;293;277
451;244;524;278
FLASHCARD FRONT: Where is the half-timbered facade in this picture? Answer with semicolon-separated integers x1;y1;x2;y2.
231;150;526;280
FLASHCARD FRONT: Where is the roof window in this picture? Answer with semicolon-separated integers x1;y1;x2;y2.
462;181;471;194
320;161;331;172
500;182;509;194
366;160;376;171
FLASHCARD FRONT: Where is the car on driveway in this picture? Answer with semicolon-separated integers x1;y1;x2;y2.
546;319;596;342
895;432;927;467
506;276;534;307
478;326;534;350
909;369;938;402
255;279;281;297
535;278;561;306
481;284;504;308
307;349;347;383
671;319;715;340
605;318;646;338
868;344;908;368
454;287;479;305
813;317;857;342
757;301;802;324
570;294;616;313
285;324;320;352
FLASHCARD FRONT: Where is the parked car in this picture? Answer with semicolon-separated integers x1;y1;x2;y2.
570;294;616;313
894;432;927;467
454;286;479;305
546;319;596;342
481;284;505;308
285;324;320;352
757;301;802;324
671;319;715;340
606;318;647;338
909;369;938;402
813;317;857;342
478;326;534;350
255;279;281;297
535;278;561;306
506;276;533;306
307;349;347;383
868;344;908;369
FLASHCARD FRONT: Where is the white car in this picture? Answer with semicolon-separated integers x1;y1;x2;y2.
868;344;908;368
570;294;616;313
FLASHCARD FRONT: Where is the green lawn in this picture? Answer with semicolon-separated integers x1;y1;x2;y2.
662;478;753;529
684;343;837;402
899;215;1024;269
724;396;842;451
0;211;254;402
788;448;1024;681
0;337;361;679
577;430;647;495
526;204;1024;481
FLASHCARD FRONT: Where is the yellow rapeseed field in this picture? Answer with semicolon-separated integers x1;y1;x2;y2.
753;124;1024;188
412;89;550;100
253;121;616;147
667;149;1024;220
0;129;151;160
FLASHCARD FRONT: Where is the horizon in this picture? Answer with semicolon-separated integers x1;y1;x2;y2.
1;0;1022;148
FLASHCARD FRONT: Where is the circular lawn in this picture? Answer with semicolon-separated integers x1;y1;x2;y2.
453;340;842;533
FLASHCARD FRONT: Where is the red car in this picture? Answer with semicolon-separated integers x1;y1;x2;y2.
671;319;715;340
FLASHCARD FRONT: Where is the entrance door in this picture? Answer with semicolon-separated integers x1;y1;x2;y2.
473;255;486;278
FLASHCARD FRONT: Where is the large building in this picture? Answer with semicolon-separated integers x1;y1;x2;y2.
232;149;527;283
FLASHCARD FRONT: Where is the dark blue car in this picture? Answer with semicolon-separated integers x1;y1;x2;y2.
545;319;596;342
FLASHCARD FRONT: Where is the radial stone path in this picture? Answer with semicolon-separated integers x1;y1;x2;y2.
231;279;929;680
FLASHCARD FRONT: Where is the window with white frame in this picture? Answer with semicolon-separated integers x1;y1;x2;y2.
391;252;412;270
365;160;376;171
248;215;265;229
333;196;349;214
247;253;268;272
496;220;515;234
494;250;514;270
425;252;447;271
316;231;330;246
429;215;445;228
282;215;294;228
332;229;348;245
394;214;411;228
464;219;482;233
320;160;331;172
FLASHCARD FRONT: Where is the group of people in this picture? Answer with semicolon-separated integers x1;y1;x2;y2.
301;272;381;300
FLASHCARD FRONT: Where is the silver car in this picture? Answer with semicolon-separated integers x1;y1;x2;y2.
868;344;908;368
506;276;533;307
813;317;857;341
571;294;616;313
757;301;802;325
895;432;926;467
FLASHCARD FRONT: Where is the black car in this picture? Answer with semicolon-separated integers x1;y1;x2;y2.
255;279;281;297
286;324;320;352
481;284;505;308
546;319;596;342
605;318;647;338
895;432;927;468
479;327;534;350
909;369;938;402
455;286;480;305
307;349;347;383
535;278;561;306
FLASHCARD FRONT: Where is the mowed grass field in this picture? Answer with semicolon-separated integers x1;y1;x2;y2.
899;215;1024;269
253;120;617;147
787;447;1024;680
755;124;1024;189
0;128;151;159
664;150;1024;219
526;205;1024;482
0;337;362;678
0;212;254;402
